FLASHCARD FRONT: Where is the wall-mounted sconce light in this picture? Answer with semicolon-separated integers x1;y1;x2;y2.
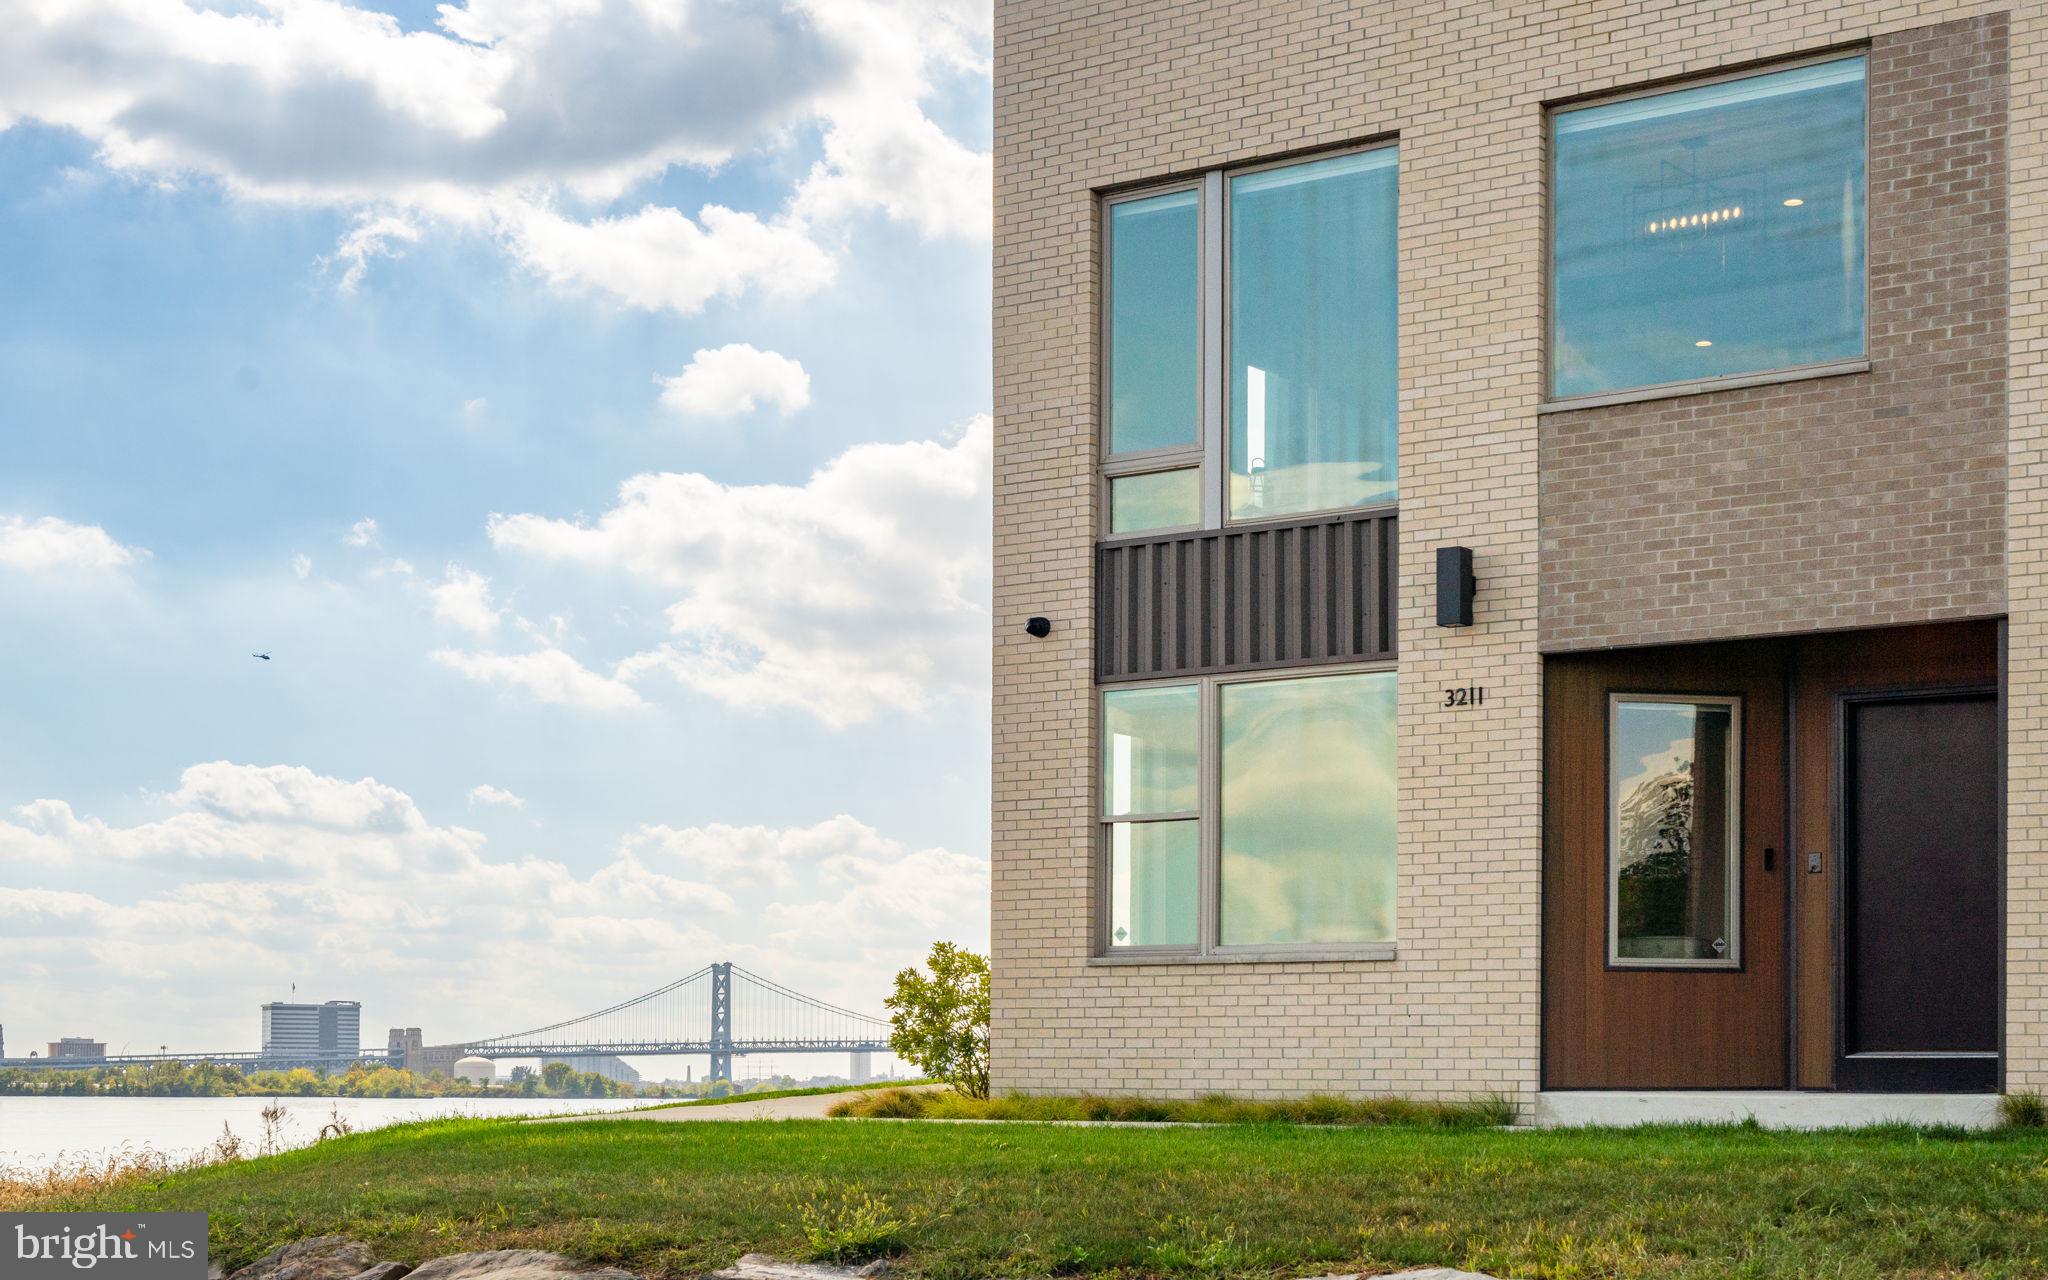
1024;616;1053;638
1436;547;1476;628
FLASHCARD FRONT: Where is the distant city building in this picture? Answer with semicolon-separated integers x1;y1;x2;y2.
413;1045;464;1078
453;1056;495;1084
47;1037;106;1059
387;1027;424;1070
541;1054;640;1084
260;1000;361;1059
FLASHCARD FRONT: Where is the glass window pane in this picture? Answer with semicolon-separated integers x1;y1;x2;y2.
1102;685;1199;816
1552;58;1867;399
1219;671;1396;945
1109;469;1199;534
1109;820;1199;947
1108;190;1200;455
1229;149;1398;521
1610;699;1739;964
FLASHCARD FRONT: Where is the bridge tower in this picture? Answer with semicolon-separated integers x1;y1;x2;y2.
709;961;734;1081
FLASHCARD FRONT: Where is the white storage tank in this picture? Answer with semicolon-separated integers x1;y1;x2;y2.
453;1055;495;1084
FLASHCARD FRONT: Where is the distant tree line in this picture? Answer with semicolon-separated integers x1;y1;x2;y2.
0;1060;817;1100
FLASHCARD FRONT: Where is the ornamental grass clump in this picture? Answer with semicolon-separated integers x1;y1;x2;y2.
2001;1091;2047;1129
829;1088;1517;1128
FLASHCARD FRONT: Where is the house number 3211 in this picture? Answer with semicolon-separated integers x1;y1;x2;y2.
1442;686;1486;708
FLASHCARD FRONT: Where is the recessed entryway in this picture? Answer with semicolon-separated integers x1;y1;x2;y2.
1542;620;2002;1093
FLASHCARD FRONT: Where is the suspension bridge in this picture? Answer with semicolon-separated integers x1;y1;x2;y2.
456;962;893;1080
0;962;894;1081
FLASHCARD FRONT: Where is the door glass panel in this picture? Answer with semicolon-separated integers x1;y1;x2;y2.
1109;469;1200;535
1219;671;1396;945
1609;697;1741;965
1108;819;1199;947
1107;190;1201;455
1228;148;1399;520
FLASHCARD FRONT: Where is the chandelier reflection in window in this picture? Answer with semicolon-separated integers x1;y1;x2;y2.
1627;136;1760;271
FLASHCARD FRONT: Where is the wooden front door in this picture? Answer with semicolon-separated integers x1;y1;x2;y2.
1544;642;1789;1089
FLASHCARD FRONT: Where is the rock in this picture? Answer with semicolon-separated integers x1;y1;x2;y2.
405;1250;639;1280
228;1238;380;1280
708;1255;888;1280
346;1266;415;1280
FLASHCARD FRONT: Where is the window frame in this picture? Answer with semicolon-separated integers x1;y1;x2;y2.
1541;48;1872;411
1093;662;1400;964
1605;692;1745;972
1098;139;1400;542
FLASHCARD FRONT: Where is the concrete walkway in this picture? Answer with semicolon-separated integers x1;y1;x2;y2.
541;1084;945;1123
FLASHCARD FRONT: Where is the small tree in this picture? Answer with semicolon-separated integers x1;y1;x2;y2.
884;941;990;1099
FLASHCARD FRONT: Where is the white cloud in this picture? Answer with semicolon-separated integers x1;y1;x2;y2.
788;0;990;239
0;514;145;575
0;762;986;1051
344;517;380;548
0;0;843;205
504;202;836;315
467;784;525;810
0;0;989;313
328;214;421;293
658;344;811;418
489;416;991;726
462;397;489;420
291;553;313;579
429;564;504;636
431;646;644;712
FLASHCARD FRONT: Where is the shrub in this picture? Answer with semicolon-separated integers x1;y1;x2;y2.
883;942;990;1099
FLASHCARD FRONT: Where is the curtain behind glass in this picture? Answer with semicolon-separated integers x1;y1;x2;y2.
1229;150;1398;520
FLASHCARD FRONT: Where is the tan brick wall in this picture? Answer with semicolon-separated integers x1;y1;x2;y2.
993;0;2038;1100
1540;17;2009;653
2006;3;2048;1092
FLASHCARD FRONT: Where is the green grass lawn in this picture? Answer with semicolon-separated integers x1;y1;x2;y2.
33;1116;2048;1280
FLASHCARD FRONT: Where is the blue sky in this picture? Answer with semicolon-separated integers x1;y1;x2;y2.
0;0;993;1070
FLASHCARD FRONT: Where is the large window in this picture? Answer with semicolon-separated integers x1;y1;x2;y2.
1102;145;1398;536
1100;669;1397;955
1608;695;1742;968
1550;56;1867;402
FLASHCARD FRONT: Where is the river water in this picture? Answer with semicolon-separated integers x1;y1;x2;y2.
0;1094;649;1175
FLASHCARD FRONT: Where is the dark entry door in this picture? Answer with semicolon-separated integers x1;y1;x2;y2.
1837;691;2000;1092
1544;643;1789;1089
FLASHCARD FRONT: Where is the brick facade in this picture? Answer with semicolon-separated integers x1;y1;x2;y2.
992;0;2045;1099
1540;17;2009;653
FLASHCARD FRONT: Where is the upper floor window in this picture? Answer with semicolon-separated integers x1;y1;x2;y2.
1103;145;1398;536
1549;56;1867;402
1107;189;1201;458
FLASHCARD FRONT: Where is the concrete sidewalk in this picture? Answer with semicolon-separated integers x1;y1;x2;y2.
540;1084;944;1123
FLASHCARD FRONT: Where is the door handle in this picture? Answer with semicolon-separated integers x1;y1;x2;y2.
1763;847;1775;872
